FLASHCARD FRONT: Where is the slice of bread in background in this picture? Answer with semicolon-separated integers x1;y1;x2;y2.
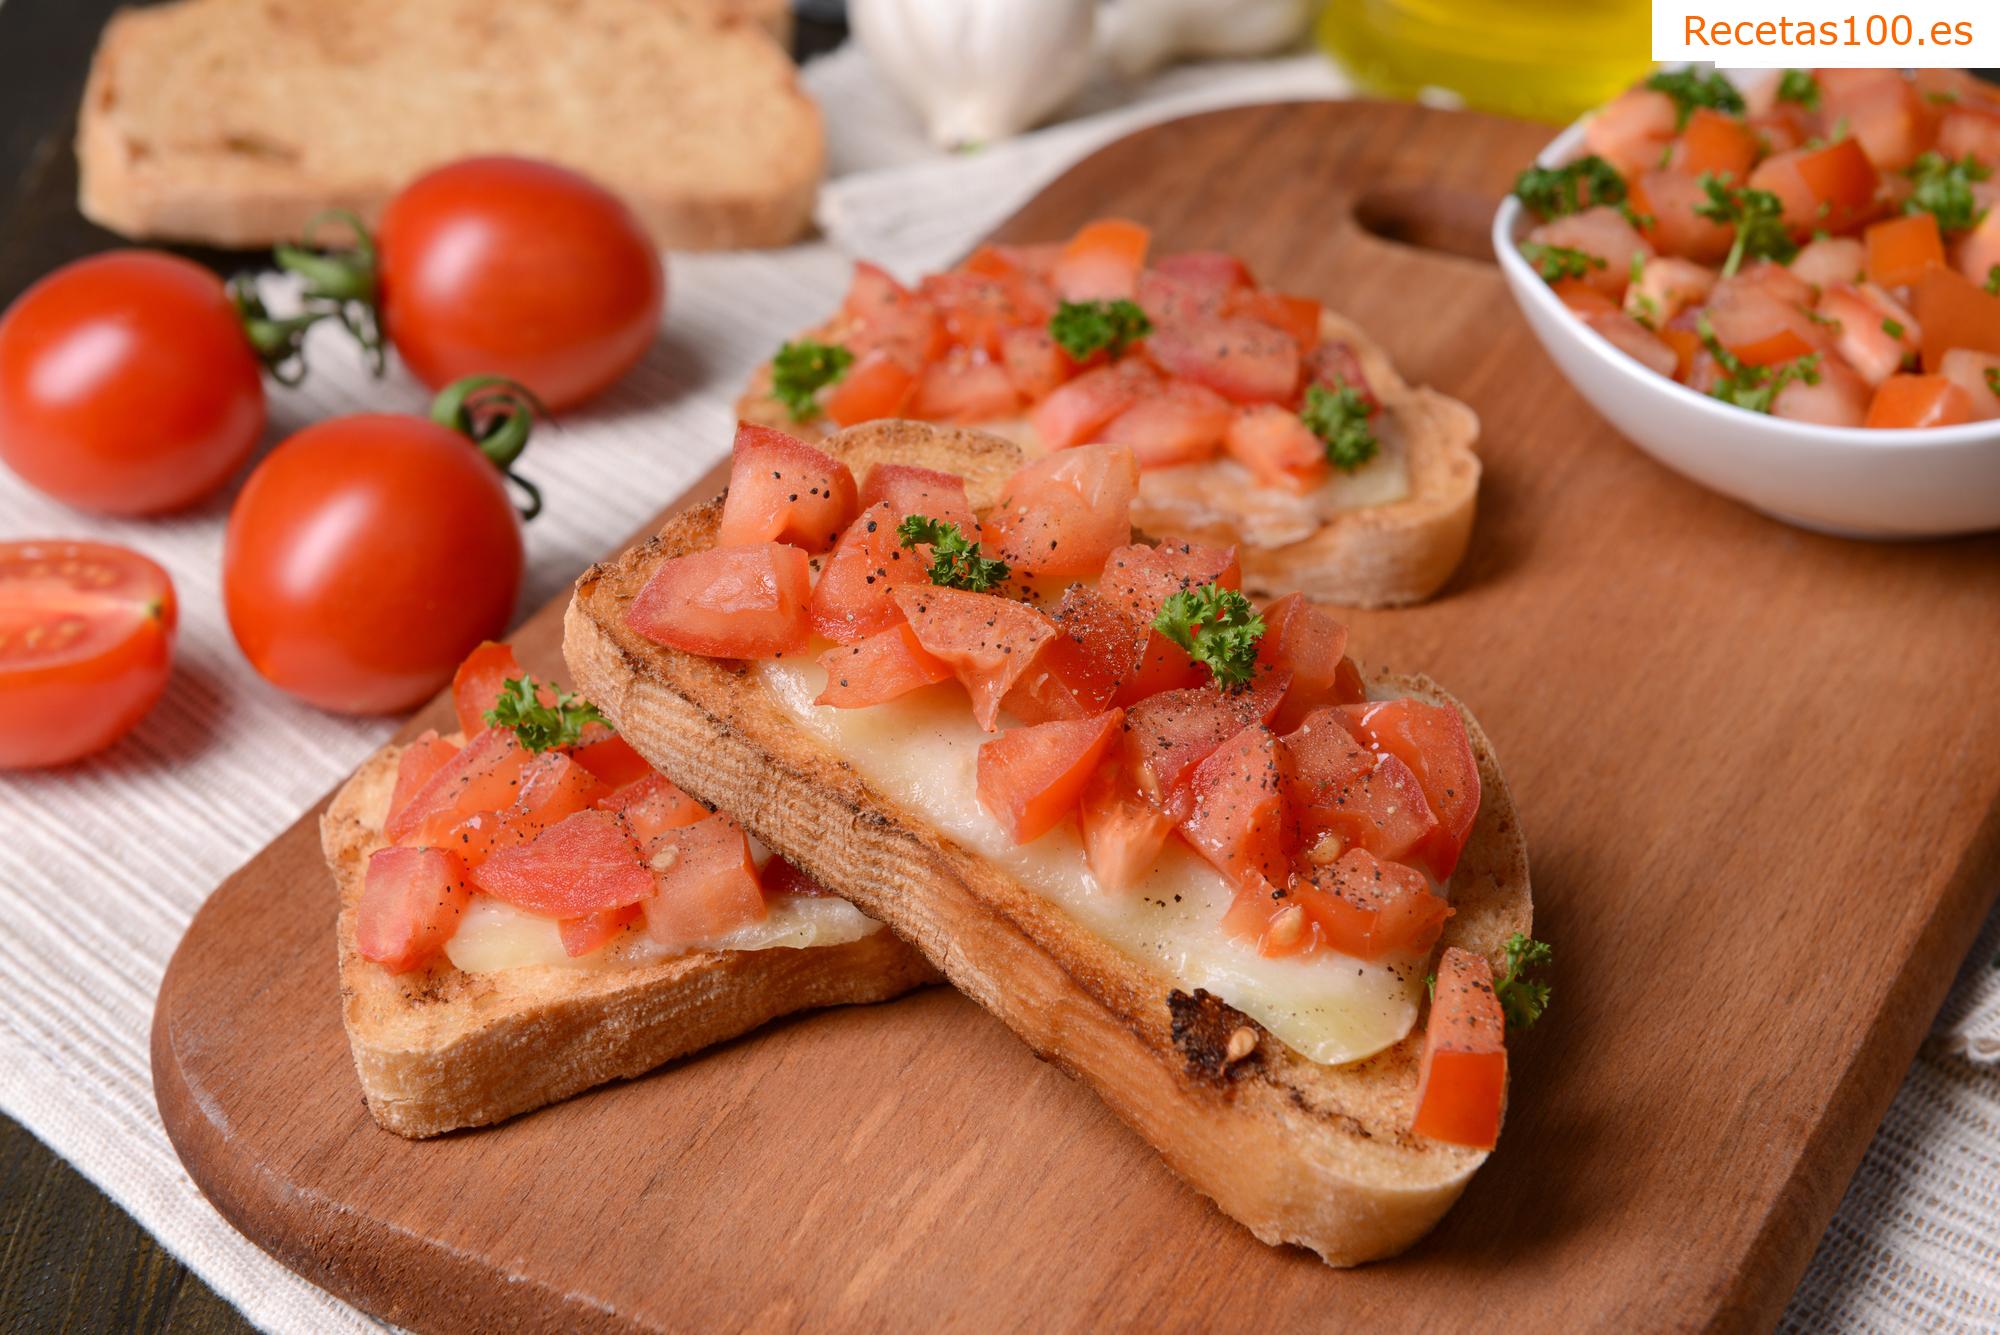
326;736;938;1139
80;0;819;250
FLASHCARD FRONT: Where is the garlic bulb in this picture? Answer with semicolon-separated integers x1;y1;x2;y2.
1099;0;1316;80
850;0;1097;148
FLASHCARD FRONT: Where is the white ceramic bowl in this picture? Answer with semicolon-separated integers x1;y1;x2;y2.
1492;116;2000;539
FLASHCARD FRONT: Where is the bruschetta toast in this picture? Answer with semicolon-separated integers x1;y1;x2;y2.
563;419;1535;1264
736;222;1481;607
325;645;937;1138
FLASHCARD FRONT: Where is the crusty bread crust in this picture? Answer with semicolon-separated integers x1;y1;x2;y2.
325;735;938;1139
79;0;818;250
736;313;1481;607
563;421;1531;1264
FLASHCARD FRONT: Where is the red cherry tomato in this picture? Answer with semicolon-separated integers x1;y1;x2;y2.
0;252;264;514
376;157;665;410
0;541;177;767
223;399;525;715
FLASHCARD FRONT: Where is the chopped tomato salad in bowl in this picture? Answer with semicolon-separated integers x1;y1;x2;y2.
1496;67;2000;538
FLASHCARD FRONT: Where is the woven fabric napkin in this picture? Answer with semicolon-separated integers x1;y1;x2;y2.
1;40;1994;1333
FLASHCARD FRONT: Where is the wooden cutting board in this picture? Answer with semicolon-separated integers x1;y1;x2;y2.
152;100;2000;1333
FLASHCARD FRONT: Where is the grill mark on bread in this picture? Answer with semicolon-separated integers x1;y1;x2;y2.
1167;988;1265;1085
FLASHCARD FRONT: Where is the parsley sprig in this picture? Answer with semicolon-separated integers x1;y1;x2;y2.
1697;315;1821;414
1693;175;1798;276
1494;933;1553;1031
1646;68;1745;129
897;514;1010;592
770;340;853;421
1512;156;1628;221
1987;265;2000;297
1300;381;1379;472
484;675;609;753
1776;69;1820;110
1904;152;1992;233
1153;583;1265;688
1049;299;1152;361
1518;241;1607;283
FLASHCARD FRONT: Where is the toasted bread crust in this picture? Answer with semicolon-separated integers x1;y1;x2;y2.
326;737;938;1139
736;313;1481;607
563;421;1531;1264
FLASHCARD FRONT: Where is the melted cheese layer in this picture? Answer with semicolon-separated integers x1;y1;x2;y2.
444;892;881;974
758;662;1425;1065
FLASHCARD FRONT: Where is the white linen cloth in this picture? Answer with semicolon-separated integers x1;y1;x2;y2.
1;42;1996;1334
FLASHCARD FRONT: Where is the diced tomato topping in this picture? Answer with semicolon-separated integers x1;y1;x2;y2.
1553;279;1619;317
627;542;813;660
984;443;1140;581
558;903;643;958
356;846;472;973
1771;352;1872;426
1225;404;1327;494
1671;107;1759;181
1121;686;1276;823
1029;360;1156;449
1254;594;1352;733
1077;761;1172;892
999;614;1120;724
1100;379;1233;467
1912;267;2000;371
386;726;531;845
841;261;946;368
1583;87;1677;176
1227;847;1449;960
598;772;708;853
1750;140;1880;234
815;622;954;708
976;708;1125;843
1580;310;1677;378
1099;541;1241;625
1939;349;2000;421
809;502;928;644
1629;171;1734;266
1864;212;1946;289
1303;340;1377;406
824;351;917;427
1152;250;1254;296
920;270;1052;356
858;463;980;534
569;728;651;789
1135;269;1223;330
760;855;832;898
1525;207;1653;297
1148;317;1301;404
451;641;520;738
1054;219;1151;301
1865;373;1976;429
1180;724;1297;891
715;424;859;554
893;586;1057;732
1412;946;1507;1149
1281;708;1437;869
1337;698;1482;881
1047;583;1202;708
498;750;611;843
998;326;1071;401
643;813;767;947
1228;290;1322;351
1822;70;1935;172
908;347;1023;423
473;808;652;918
1818;283;1920;386
388;730;459;831
1702;275;1824;367
1788;237;1866;290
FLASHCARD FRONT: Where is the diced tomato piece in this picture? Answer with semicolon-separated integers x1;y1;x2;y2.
1818;283;1920;386
893;586;1057;732
627;542;813;660
1100;541;1241;623
1078;761;1172;892
643;813;767;947
1180;724;1296;891
1865;213;1947;289
1152;250;1254;296
1099;378;1233;467
909;347;1023;423
1135;269;1222;331
569;728;650;789
388;730;459;831
1303;340;1378;407
599;772;708;853
558;902;642;958
1628;171;1733;266
1671;107;1759;181
1553;279;1619;317
451;641;521;738
816;623;954;708
1276;848;1451;960
1750;140;1880;235
760;855;832;898
1865;373;1976;429
841;261;946;368
1627;257;1716;327
1281;708;1437;869
984;443;1140;580
498;750;611;843
356;846;472;973
1703;275;1823;367
977;709;1124;843
716;424;859;555
1583;87;1677;176
824;351;917;427
1029;360;1156;449
1580;311;1677;378
1254;594;1351;733
1337;698;1482;882
998;325;1071;401
1526;206;1653;297
1224;404;1327;494
1228;290;1322;351
999;616;1119;725
1412;946;1507;1149
1790;237;1867;289
920;270;1052;356
1121;686;1275;823
386;726;531;845
1939;349;2000;421
473;808;652;918
1148;317;1301;404
1953;187;2000;291
1054;218;1152;301
1047;584;1202;708
1938;103;2000;165
1772;352;1871;427
1823;71;1935;172
1912;267;2000;371
858;463;979;534
807;503;925;644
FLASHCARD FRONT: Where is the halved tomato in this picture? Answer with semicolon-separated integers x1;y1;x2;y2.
1100;379;1233;467
824;351;917;427
984;443;1140;580
976;708;1125;843
715;424;859;555
893;585;1057;731
858;463;979;535
1281;708;1436;869
1078;760;1173;892
1121;685;1273;823
1053;219;1151;301
909;347;1023;423
1865;373;1975;428
388;730;459;830
1029;360;1156;450
1180;724;1296;891
841;261;946;368
1148;318;1300;404
1865;212;1946;289
1337;698;1481;881
473;808;653;917
1224;404;1327;494
643;813;767;947
808;502;928;645
626;542;813;660
599;772;708;853
1255;594;1353;732
1412;945;1507;1149
816;622;954;708
386;725;531;845
356;846;472;973
451;641;520;737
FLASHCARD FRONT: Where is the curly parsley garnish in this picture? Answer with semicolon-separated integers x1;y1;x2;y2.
1694;175;1798;276
1646;68;1745;129
1904;152;1992;233
1153;583;1265;689
1049;298;1152;361
1776;69;1820;110
1697;315;1821;414
897;514;1010;592
1495;933;1553;1030
1518;241;1607;283
1299;381;1379;473
1512;155;1628;221
1987;265;2000;297
770;340;854;421
484;675;608;753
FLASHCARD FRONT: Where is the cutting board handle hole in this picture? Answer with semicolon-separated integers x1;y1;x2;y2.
1351;184;1501;264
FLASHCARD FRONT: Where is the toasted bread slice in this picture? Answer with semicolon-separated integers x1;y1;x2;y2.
79;0;817;250
737;313;1481;607
563;421;1531;1264
325;734;938;1139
